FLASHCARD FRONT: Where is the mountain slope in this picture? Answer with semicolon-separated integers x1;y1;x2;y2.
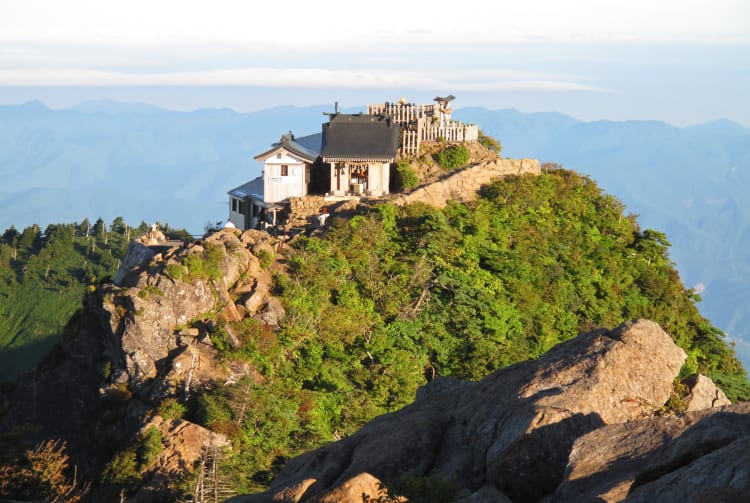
1;100;749;367
455;108;750;364
2;169;747;501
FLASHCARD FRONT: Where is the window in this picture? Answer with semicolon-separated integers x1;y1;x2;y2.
231;197;245;214
281;165;289;176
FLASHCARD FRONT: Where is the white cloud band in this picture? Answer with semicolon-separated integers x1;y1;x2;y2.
0;67;608;93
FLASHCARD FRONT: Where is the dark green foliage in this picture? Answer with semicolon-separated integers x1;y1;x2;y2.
137;427;163;467
0;219;128;380
435;144;470;170
192;169;748;495
396;160;419;189
0;217;190;380
256;249;274;270
3;171;748;497
157;398;188;420
101;448;139;489
165;263;186;281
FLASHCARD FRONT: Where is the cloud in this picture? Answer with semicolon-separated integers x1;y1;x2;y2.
4;0;749;48
0;67;608;93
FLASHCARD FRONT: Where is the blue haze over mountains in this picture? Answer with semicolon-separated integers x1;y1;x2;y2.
1;100;749;367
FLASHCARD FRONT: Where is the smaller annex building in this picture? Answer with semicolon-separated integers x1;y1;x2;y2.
228;110;399;230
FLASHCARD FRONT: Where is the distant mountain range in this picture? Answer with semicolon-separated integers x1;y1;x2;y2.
1;100;748;366
0;100;331;235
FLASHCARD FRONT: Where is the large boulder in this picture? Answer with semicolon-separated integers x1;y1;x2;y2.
228;319;687;502
550;402;750;502
683;373;731;411
114;240;157;285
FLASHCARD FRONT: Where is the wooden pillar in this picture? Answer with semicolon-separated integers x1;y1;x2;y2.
329;162;336;195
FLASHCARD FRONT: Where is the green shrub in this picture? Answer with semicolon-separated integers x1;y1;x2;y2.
182;253;204;279
662;379;690;414
256;249;273;270
204;243;224;280
396;160;419;189
435;144;470;170
137;285;164;298
182;244;224;281
158;398;187;420
478;130;502;153
194;393;233;429
165;263;185;280
101;449;139;488
137;426;163;467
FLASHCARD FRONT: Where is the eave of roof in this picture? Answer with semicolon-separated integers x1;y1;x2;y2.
254;132;321;162
228;176;264;200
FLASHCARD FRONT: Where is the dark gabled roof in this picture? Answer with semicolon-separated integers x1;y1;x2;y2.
254;132;322;162
320;114;399;162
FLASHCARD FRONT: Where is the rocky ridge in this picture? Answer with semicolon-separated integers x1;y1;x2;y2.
1;228;285;500
228;319;744;503
390;157;540;209
1;220;745;502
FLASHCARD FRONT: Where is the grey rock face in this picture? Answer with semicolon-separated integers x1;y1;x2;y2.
683;373;731;411
114;240;156;285
101;229;282;388
228;319;690;503
552;402;750;502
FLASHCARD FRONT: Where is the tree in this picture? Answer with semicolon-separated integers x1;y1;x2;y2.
111;217;127;235
0;439;88;502
77;219;91;238
478;130;502;153
2;225;19;244
92;218;107;237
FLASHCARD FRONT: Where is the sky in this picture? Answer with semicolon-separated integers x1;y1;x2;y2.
2;0;749;126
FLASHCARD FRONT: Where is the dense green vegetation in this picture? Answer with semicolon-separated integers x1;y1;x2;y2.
2;169;748;499
435;144;470;170
0;218;186;380
191;170;748;494
395;159;420;189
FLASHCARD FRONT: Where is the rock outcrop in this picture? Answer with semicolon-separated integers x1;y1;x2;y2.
550;401;750;502
0;228;285;499
228;319;745;503
682;373;731;411
133;416;230;501
390;158;540;209
100;228;281;390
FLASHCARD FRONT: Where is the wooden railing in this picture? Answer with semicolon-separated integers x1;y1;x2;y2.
368;103;436;124
400;124;479;155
